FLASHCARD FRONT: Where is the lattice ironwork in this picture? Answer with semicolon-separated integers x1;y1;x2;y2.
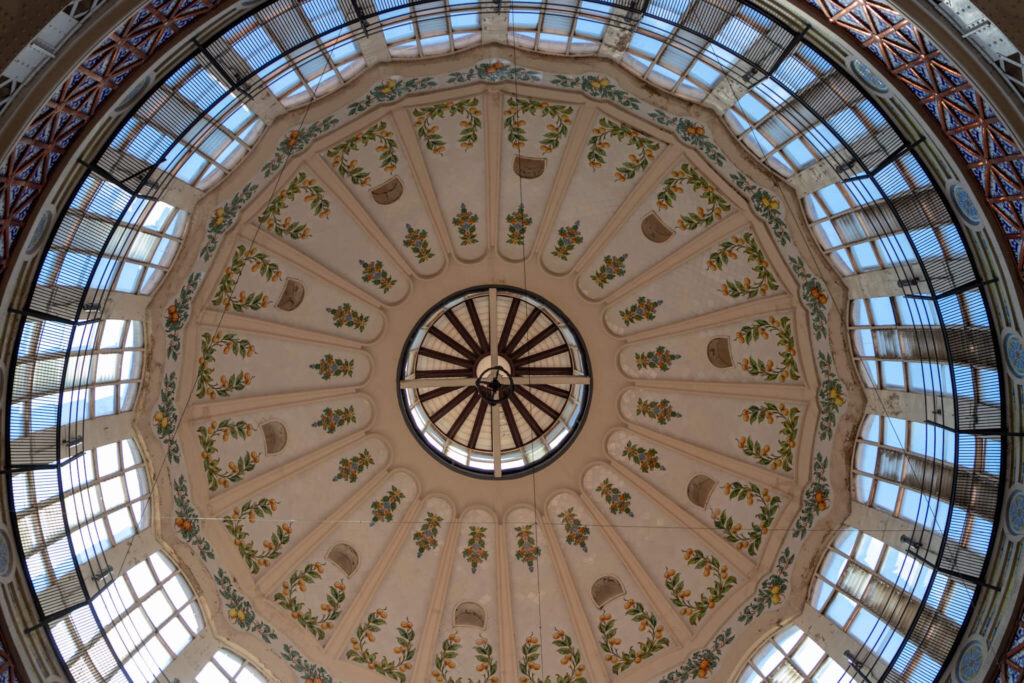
808;0;1024;280
0;0;222;270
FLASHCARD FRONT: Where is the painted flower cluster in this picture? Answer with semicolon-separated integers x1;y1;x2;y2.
551;221;582;260
333;449;374;483
328;303;370;332
635;346;680;371
620;296;661;326
312;406;357;434
622;440;665;472
370;486;406;525
360;259;397;293
403;224;434;263
311;353;354;380
636;397;681;424
591;253;627;288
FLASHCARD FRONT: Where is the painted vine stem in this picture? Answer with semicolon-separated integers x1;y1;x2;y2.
201;183;258;261
816;351;845;440
222;498;291;573
663;549;736;625
273;561;346;640
211;245;281;312
214;568;276;642
789;255;829;340
195;332;254;399
587;117;660;180
519;630;586;682
325;120;399;186
712;482;781;556
793;453;830;539
463;525;488;573
707;232;779;299
413;97;482;153
737;548;794;624
503;97;573;152
262;115;339;177
738;402;799;472
257;171;330;239
551;73;641;110
448;61;541;84
282;643;333;683
172;475;213;560
646;110;726;166
345;609;415;681
660;628;734;681
153;372;181;463
598;598;669;675
737;315;800;382
197;418;258;491
348;76;437;115
657;163;731;231
165;271;201;360
432;632;497;682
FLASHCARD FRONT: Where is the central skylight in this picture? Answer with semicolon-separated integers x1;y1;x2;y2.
398;286;591;477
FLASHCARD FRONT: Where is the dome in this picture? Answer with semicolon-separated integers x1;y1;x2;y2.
0;0;1020;682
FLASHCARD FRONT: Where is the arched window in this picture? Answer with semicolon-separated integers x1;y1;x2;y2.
849;294;998;402
50;551;202;682
722;52;846;177
810;527;968;680
37;177;187;297
10;318;143;439
111;70;263;188
197;648;267;682
216;13;365;109
738;624;851;682
854;415;996;559
12;438;150;593
802;156;966;277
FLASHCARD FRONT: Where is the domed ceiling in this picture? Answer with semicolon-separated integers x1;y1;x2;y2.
141;49;859;682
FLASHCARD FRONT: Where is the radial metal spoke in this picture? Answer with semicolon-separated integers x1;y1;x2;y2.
532;384;571;398
401;377;478;389
411;369;475;379
470;401;488;451
447;393;481;439
418;347;475;367
466;298;489;353
518;386;561;420
427;328;476;359
515;344;569;367
509;323;557;359
509;393;543;437
513;366;574;376
515;375;589;386
501;399;523;448
429;386;476;422
504;307;541;354
417;385;462;401
444;309;482;355
497;296;519;354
